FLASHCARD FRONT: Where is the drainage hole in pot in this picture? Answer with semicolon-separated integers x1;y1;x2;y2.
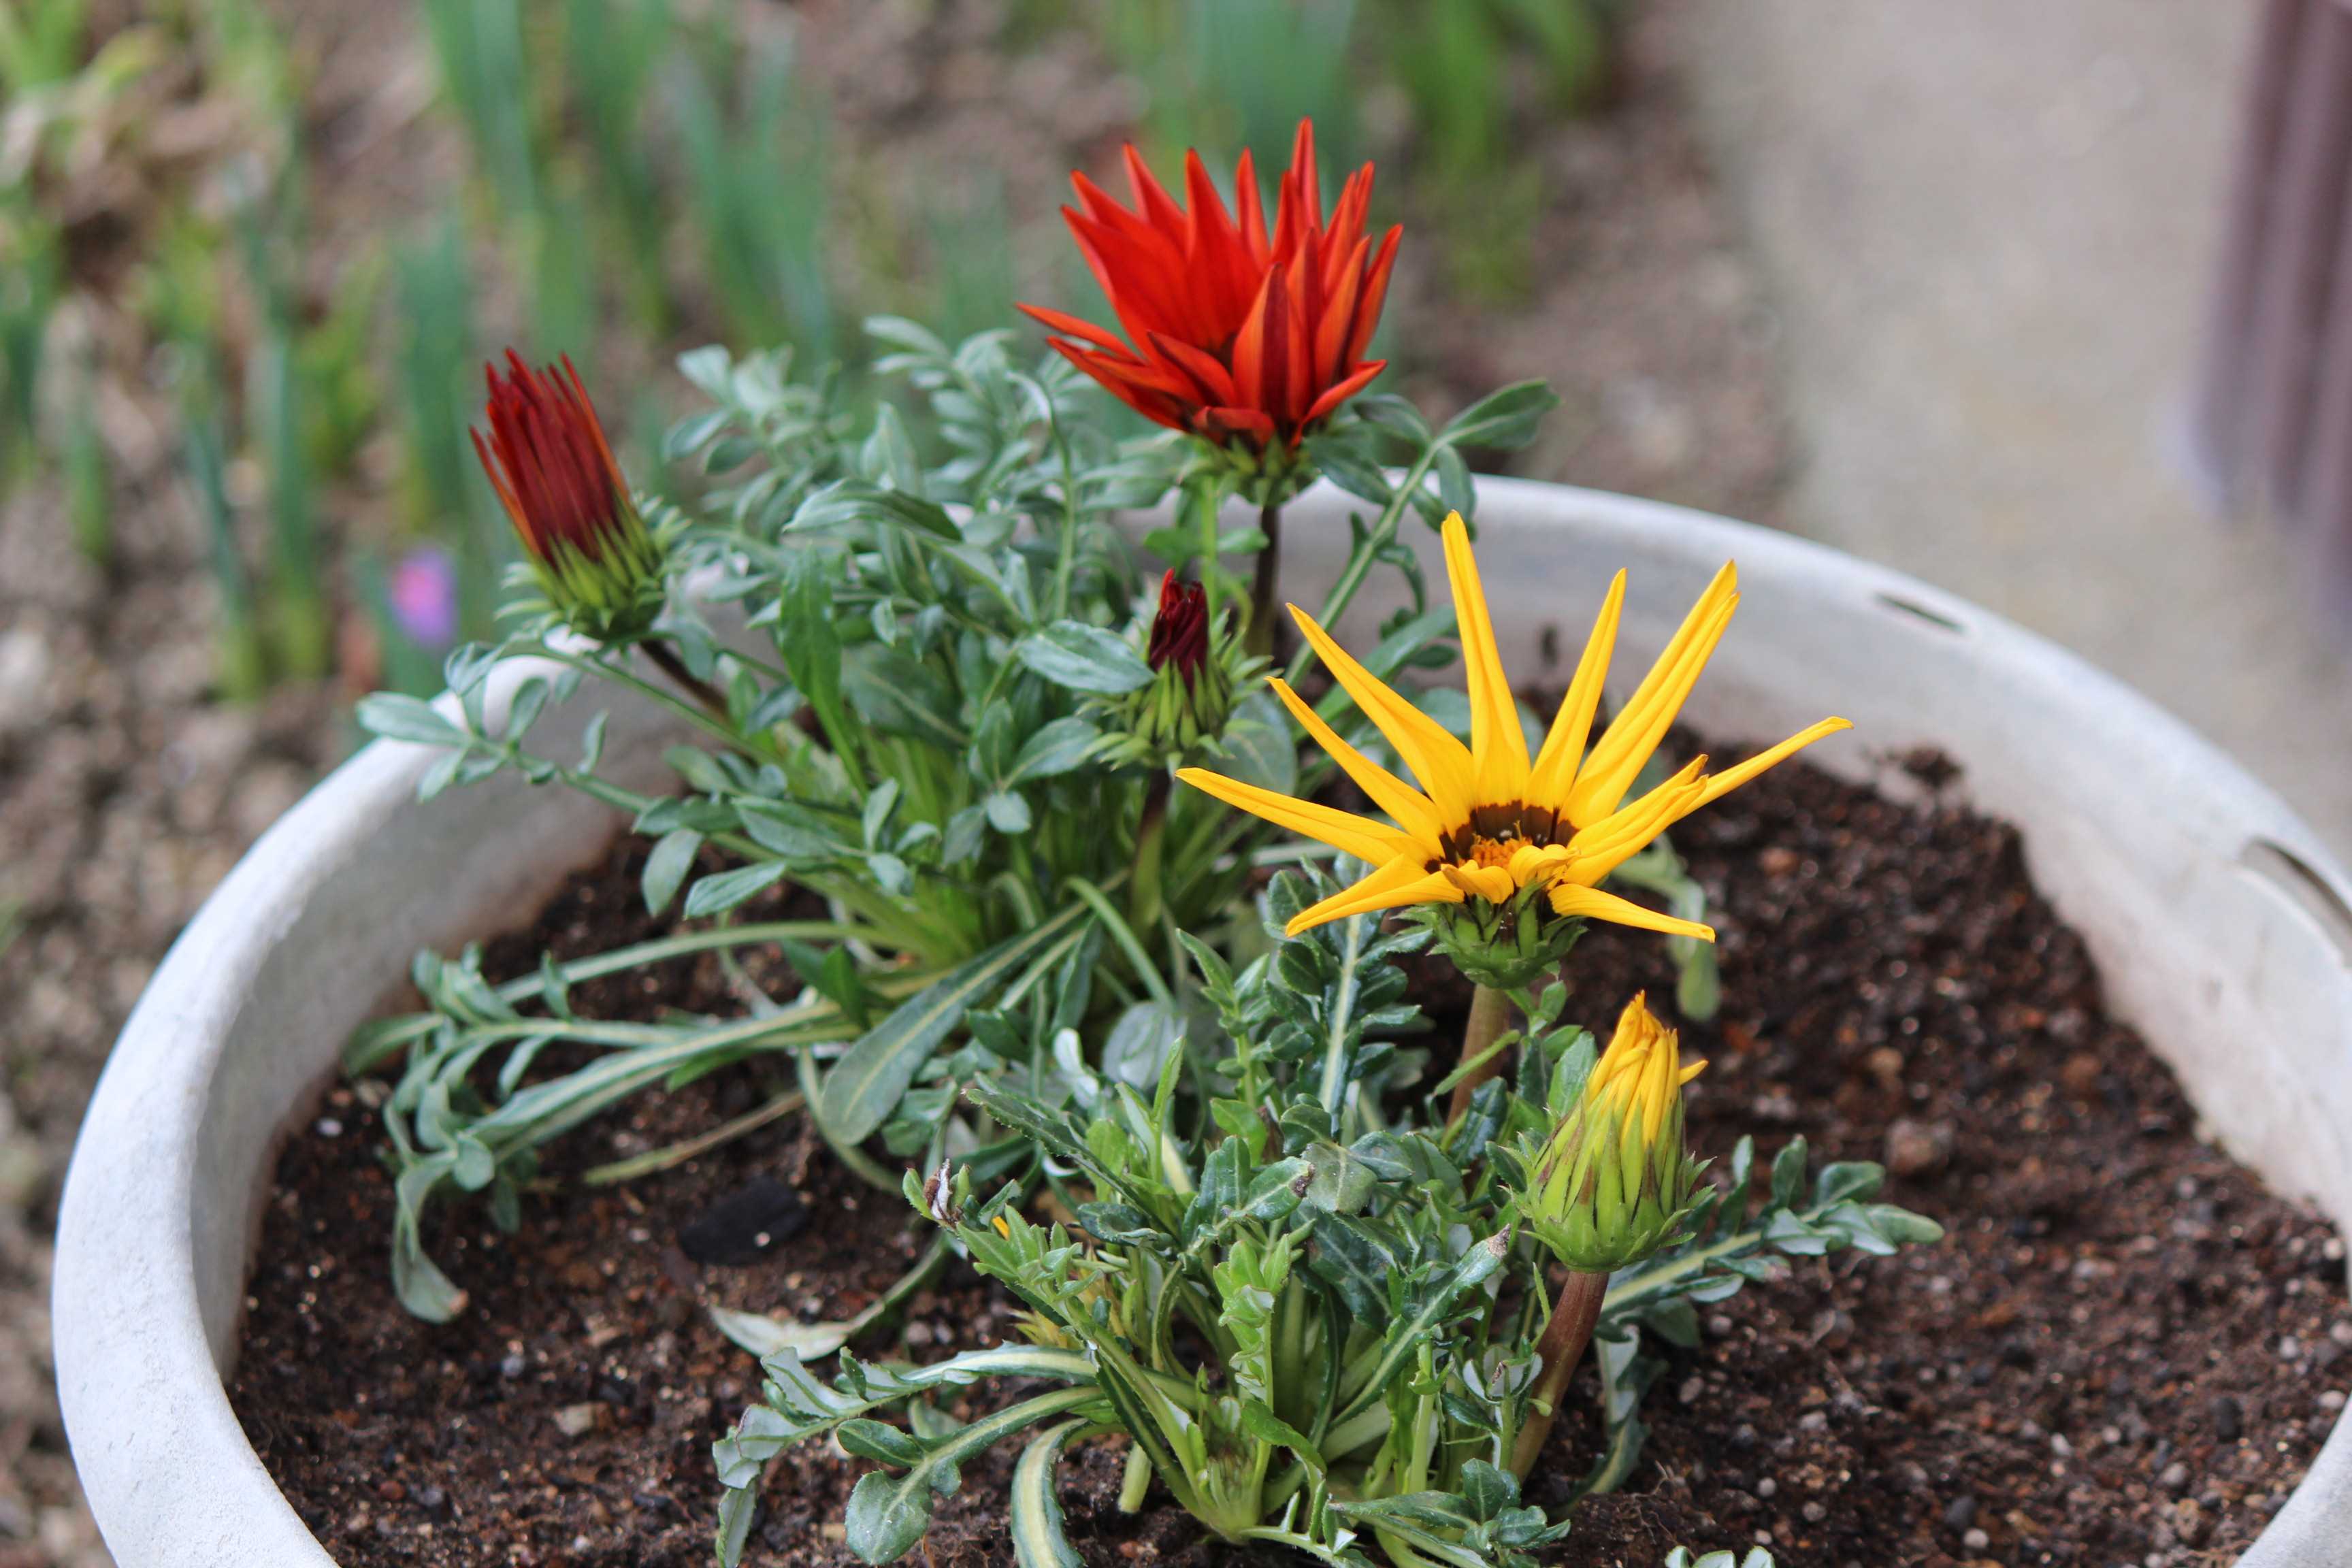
2238;837;2352;968
1873;591;1970;636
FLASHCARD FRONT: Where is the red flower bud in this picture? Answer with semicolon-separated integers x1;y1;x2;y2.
471;351;665;637
473;351;635;570
1145;571;1210;681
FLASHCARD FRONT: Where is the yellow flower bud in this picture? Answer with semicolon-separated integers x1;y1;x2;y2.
1518;993;1707;1274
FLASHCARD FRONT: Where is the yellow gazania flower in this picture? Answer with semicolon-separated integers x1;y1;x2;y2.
1176;512;1850;938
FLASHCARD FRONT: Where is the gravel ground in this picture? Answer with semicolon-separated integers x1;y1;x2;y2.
0;3;1786;1563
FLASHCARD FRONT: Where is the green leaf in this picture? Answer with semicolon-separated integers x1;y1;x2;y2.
1814;1161;1884;1207
1458;1458;1518;1519
819;905;1085;1143
1218;689;1298;795
1435;446;1475;520
1014;621;1153;694
984;791;1033;834
684;861;791;919
1770;1137;1809;1209
357;693;465;746
1007;717;1103;784
1330;1232;1510;1430
1009;1420;1088;1568
843;1386;1100;1564
1439;380;1558;451
642;830;702;915
1100;999;1185;1090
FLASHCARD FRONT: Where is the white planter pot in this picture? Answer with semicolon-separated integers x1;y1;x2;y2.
55;479;2352;1565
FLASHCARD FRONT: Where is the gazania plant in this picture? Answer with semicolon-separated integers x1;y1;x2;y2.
353;119;1938;1568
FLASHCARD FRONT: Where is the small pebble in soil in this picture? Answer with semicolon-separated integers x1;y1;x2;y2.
553;1403;600;1438
1884;1115;1953;1176
2211;1395;2244;1443
1944;1494;1978;1531
1963;1526;1991;1551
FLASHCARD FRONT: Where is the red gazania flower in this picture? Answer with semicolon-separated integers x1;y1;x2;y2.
472;351;665;636
1145;570;1210;680
1019;120;1399;452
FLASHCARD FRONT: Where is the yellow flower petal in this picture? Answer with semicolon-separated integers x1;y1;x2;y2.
1266;678;1447;849
1175;767;1420;864
1439;860;1516;903
1566;562;1738;828
1556;760;1707;883
1526;570;1626;812
1506;843;1571;885
1288;604;1477;828
1547;882;1717;942
1441;513;1529;806
1286;862;1465;934
1680;717;1853;818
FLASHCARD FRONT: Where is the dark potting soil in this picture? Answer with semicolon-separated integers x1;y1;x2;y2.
231;749;2350;1568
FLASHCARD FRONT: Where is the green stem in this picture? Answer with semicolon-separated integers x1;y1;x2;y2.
1284;446;1442;685
1245;496;1283;658
1128;771;1171;936
639;636;732;719
1447;984;1514;1123
1509;1269;1608;1478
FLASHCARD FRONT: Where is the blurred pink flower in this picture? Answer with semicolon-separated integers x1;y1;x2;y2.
389;545;459;649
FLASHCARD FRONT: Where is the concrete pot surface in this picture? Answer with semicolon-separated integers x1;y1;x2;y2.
54;479;2352;1565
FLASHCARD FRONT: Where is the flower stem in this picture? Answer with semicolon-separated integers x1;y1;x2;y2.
1447;983;1514;1123
1128;770;1172;937
638;638;730;721
1246;497;1284;658
1509;1269;1609;1478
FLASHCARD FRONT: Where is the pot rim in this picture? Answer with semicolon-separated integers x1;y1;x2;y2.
54;477;2352;1566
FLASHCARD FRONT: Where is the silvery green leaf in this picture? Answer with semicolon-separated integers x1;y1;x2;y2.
683;862;791;919
862;779;901;847
941;806;987;866
503;676;549;740
1641;1296;1700;1348
578;710;608;769
819;908;1084;1143
641;830;702;915
451;1136;495;1191
1218;689;1297;795
1865;1205;1946;1245
1763;1209;1830;1256
1439;380;1558;451
984;791;1032;834
842;1386;1098;1565
1435;446;1475;520
1770;1137;1809;1209
1814;1161;1884;1207
1100;1000;1184;1090
1013;621;1153;694
1007;718;1102;784
356;693;465;747
1009;1420;1086;1568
